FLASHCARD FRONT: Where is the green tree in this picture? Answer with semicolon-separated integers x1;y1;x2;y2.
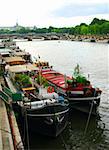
74;25;81;35
80;25;89;35
90;18;108;25
101;22;109;34
89;24;101;35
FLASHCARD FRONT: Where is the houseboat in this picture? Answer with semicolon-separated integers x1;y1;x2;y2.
34;61;102;112
4;60;69;137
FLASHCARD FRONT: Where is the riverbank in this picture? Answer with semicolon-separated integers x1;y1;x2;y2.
67;34;109;43
0;77;24;150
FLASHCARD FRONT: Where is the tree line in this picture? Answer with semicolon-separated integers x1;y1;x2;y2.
0;18;109;35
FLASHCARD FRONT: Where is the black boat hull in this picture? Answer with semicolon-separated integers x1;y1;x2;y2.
21;103;69;137
69;100;100;115
27;112;68;137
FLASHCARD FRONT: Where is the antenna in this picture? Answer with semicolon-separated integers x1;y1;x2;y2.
16;18;19;27
64;74;67;88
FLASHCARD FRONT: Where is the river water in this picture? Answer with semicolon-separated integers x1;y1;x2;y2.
16;40;109;150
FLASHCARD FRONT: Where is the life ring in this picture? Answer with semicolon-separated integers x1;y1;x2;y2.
47;86;54;93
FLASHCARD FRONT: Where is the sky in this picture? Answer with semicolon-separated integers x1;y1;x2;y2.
0;0;109;27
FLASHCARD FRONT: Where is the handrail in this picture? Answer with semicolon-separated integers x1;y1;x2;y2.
0;95;10;105
0;90;10;104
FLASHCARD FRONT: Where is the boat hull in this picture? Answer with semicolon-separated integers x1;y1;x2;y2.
69;98;100;115
45;80;101;107
21;103;69;137
67;97;101;106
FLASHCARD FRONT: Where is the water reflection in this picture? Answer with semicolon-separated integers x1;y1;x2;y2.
28;110;109;150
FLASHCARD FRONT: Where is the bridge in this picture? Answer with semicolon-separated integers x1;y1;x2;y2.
0;33;68;40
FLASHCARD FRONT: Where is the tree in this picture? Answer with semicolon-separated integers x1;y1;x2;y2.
74;25;81;35
48;26;54;33
80;25;89;35
101;22;109;34
80;23;88;26
89;24;101;35
0;18;108;35
69;27;75;34
90;18;108;25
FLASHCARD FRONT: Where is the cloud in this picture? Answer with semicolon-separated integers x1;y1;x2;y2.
0;0;108;27
53;3;109;17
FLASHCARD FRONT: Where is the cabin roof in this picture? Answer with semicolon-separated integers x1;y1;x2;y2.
14;51;30;56
0;52;10;56
8;64;39;73
0;48;11;52
4;56;25;63
0;49;12;55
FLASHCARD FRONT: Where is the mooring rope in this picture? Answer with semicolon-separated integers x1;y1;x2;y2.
84;100;94;135
60;134;69;150
84;90;96;135
25;108;30;150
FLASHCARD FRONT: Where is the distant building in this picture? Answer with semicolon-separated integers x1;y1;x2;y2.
13;22;22;31
0;22;34;31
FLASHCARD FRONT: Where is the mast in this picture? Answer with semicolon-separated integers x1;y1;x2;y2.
64;74;67;89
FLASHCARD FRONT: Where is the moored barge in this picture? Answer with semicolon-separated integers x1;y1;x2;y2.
3;59;69;137
34;61;102;112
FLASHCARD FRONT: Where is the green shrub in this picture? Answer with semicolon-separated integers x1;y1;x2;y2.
76;75;87;84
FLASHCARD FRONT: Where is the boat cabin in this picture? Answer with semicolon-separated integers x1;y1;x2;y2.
0;49;12;58
22;87;37;101
4;56;26;65
13;51;32;63
34;61;49;68
7;64;39;80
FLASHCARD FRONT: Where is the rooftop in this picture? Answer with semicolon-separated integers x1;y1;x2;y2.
13;51;30;56
8;64;39;73
4;56;25;63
